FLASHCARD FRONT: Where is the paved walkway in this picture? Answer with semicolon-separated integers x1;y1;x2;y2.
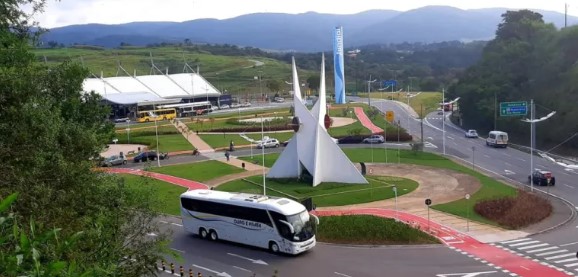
172;119;214;153
101;168;207;190
354;107;383;134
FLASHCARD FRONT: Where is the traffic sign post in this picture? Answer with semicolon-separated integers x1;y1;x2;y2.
500;101;528;116
385;111;394;123
425;198;432;231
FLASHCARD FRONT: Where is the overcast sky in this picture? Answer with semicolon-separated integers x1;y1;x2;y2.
34;0;576;28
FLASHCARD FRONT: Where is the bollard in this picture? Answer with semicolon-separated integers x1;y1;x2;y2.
189;269;193;277
198;273;202;277
241;162;245;169
180;265;184;277
171;263;175;274
162;261;166;271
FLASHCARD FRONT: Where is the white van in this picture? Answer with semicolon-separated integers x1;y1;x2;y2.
486;131;508;148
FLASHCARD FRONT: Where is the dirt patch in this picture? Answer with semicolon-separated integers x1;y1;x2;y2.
101;144;146;158
330;117;357;127
317;163;482;211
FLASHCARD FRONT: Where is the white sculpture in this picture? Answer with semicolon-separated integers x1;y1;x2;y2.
267;55;368;186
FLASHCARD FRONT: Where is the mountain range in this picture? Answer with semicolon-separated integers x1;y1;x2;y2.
40;5;578;52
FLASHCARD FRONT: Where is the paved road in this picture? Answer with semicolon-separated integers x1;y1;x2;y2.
156;217;511;277
352;96;578;273
114;96;577;276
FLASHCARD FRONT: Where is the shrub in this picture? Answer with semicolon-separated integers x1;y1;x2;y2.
474;190;552;229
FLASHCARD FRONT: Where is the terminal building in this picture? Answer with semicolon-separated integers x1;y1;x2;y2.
83;72;232;120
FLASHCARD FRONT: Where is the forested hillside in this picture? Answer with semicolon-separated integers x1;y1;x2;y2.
449;10;578;153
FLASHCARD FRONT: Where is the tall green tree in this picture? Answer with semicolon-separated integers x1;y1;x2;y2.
0;1;172;275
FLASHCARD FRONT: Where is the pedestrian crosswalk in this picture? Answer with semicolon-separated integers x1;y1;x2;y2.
493;238;578;275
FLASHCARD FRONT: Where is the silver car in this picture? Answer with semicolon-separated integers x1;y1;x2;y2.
100;155;127;167
362;135;385;144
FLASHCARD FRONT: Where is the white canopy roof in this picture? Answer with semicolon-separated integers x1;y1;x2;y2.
83;73;221;105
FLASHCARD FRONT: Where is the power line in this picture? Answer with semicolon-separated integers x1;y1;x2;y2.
545;131;578;153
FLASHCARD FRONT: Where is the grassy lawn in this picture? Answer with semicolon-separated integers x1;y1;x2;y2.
237;148;517;226
199;132;294;149
329;103;406;137
205;108;291;119
317;215;439;245
121;174;187;216
185;114;292;132
357;91;442;118
114;122;174;131
217;175;418;207
148;160;243;182
115;125;194;152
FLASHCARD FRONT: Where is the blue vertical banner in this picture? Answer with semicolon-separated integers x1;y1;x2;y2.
333;26;346;104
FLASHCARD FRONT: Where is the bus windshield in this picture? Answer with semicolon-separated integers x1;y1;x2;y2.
285;210;316;242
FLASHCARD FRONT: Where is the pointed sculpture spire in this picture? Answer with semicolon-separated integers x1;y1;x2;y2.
311;53;327;130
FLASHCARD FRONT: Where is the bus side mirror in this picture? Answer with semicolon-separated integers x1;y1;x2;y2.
310;214;320;225
279;220;295;234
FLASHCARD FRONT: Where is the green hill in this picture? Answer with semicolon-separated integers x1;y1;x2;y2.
33;46;316;95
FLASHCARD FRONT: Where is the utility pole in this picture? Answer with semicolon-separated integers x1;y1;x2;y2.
420;104;424;145
367;75;377;107
530;99;535;192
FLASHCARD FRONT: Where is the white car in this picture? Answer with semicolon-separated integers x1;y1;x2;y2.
256;138;280;149
465;130;478;138
241;102;252;107
362;135;385;144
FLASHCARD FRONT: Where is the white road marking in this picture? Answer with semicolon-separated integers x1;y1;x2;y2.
545;253;576;260
527;246;559;253
564;184;575;189
555;258;578;263
435;271;497;277
560;242;578;247
447;136;455;140
565;263;578;267
501;238;531;244
334;272;353;277
233;266;251;272
170;223;183;227
520;266;530;270
518;243;549;250
536;250;568;256
503;153;512;157
518;158;526;162
146;232;157;237
504;170;516;175
227;253;268;265
192;264;232;277
509;241;541;247
170;248;185;253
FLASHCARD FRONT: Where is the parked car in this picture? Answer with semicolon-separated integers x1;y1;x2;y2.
529;169;555;186
437;109;444;115
257;138;280;149
219;104;230;109
362;135;385;144
241;102;252;107
273;97;285;103
133;151;169;163
465;130;478;138
230;103;241;108
100;155;127;167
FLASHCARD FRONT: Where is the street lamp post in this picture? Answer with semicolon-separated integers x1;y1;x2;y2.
261;116;266;195
442;88;446;156
126;119;131;144
153;103;161;167
521;99;556;192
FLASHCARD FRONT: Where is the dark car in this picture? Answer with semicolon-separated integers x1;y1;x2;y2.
529;169;555;186
133;151;169;163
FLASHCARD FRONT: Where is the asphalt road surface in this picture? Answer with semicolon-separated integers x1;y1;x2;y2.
116;96;577;276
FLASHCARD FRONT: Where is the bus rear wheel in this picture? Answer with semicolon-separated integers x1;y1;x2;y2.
199;228;208;239
269;242;280;254
209;230;218;241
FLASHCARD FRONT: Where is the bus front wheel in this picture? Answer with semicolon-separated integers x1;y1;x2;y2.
269;242;280;254
199;228;208;239
209;230;218;241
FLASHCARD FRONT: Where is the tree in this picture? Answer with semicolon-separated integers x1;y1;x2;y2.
306;75;320;92
265;79;281;93
0;1;173;275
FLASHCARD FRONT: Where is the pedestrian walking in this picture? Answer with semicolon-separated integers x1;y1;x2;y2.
225;150;230;162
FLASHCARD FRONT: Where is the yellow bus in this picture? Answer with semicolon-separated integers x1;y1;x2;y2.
137;108;177;123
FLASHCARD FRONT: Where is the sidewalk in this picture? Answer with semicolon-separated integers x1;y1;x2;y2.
172;119;214;153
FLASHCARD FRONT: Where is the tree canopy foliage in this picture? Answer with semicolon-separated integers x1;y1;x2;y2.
1;1;171;275
449;10;578;152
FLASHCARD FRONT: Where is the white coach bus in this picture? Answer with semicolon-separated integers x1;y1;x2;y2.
180;189;318;255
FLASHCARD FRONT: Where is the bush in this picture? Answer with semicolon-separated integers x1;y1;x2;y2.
474;190;552;229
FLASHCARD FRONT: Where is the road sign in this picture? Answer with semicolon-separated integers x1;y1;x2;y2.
385;111;394;123
425;199;432;206
382;80;397;87
500;101;528;116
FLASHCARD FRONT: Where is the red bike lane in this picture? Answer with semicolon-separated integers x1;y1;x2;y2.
102;168;208;190
103;169;567;276
354;107;383;134
315;209;568;277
